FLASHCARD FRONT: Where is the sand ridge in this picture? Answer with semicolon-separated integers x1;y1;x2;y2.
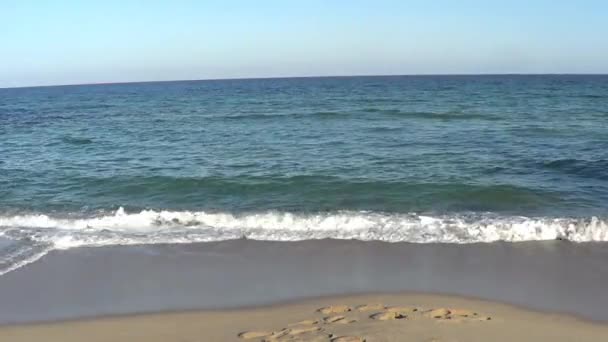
238;303;492;341
2;293;608;342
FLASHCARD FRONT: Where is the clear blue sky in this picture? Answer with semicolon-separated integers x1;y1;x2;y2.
1;0;607;87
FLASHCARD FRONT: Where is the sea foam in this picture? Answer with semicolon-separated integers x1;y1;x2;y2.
1;208;607;245
1;208;607;275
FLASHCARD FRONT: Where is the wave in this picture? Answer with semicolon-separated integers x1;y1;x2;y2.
220;111;353;120
1;208;608;275
3;175;560;213
578;94;606;99
208;110;500;121
0;240;52;276
61;136;94;145
362;109;502;121
543;159;608;181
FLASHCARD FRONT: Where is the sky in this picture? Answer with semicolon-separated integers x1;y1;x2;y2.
1;0;607;87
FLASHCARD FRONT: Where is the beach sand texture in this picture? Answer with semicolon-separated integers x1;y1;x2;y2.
1;293;607;342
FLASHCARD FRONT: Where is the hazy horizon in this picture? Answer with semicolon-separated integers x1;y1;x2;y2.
3;73;608;90
2;0;607;88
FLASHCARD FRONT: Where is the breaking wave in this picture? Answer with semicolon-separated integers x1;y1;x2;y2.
1;208;608;275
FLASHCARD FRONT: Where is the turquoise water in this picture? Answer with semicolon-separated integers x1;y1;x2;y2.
1;75;608;273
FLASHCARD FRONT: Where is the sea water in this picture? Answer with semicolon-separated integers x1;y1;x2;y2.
1;75;607;275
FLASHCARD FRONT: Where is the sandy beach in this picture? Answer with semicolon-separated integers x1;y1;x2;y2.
2;293;608;341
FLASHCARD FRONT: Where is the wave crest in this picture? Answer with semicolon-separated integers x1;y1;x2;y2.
2;208;607;245
2;208;607;275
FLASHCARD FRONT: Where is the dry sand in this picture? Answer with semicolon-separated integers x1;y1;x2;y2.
1;293;607;341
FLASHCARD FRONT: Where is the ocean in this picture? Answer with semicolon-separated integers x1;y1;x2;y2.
1;75;607;276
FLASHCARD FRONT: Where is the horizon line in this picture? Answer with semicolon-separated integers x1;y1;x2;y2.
2;72;608;90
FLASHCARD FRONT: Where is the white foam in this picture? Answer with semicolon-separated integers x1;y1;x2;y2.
0;208;607;245
1;208;607;275
0;245;53;277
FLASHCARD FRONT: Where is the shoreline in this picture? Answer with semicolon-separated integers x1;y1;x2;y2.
2;292;607;341
1;239;608;325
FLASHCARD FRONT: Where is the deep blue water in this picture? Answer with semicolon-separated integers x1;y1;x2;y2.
1;75;608;274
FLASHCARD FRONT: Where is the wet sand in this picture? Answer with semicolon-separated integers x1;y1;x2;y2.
2;239;608;324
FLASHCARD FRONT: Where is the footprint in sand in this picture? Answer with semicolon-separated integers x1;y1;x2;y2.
331;336;366;342
355;303;385;312
262;329;326;342
386;306;419;313
323;315;356;324
288;319;319;326
423;308;491;321
449;308;490;320
317;305;352;315
323;315;346;323
263;329;290;340
288;326;322;336
240;304;491;341
369;311;407;321
288;335;331;342
363;304;492;323
425;308;451;319
264;335;328;342
238;330;274;339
